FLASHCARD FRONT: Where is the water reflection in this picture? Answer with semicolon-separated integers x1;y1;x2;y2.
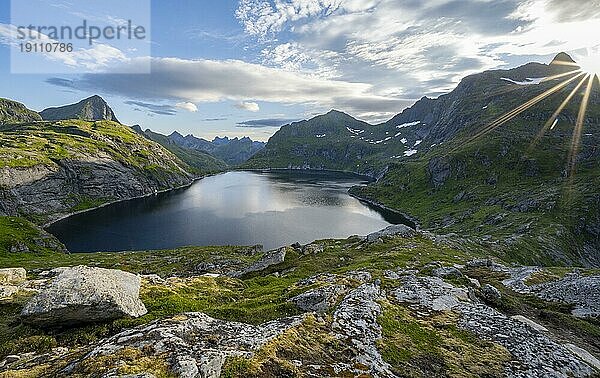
47;171;406;252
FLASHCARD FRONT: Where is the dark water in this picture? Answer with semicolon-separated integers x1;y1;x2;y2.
47;171;406;252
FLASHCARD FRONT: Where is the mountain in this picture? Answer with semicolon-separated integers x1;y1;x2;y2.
133;126;228;173
0;98;42;124
247;53;600;266
244;110;391;177
167;132;266;165
40;95;120;123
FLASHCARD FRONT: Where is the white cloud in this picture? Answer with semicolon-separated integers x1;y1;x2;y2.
235;101;260;112
48;57;411;121
236;0;600;101
175;102;198;112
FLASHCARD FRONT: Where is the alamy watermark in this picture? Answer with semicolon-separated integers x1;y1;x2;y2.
10;0;151;74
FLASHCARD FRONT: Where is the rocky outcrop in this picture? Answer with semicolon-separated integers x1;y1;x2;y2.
231;247;286;277
21;266;147;326
40;95;120;123
394;274;597;377
332;282;395;378
366;224;416;243
77;312;305;378
289;284;346;312
531;272;600;318
0;155;192;223
0;268;26;284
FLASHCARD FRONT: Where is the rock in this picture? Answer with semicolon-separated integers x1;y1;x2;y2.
427;156;451;188
0;267;27;284
366;224;416;243
79;312;304;378
481;284;502;303
21;266;147;326
394;275;469;311
530;273;600;318
289;284;346;312
432;266;463;278
290;242;302;250
564;344;600;371
394;274;596;376
344;270;372;283
231;247;286;277
4;355;20;364
302;243;324;255
465;258;508;272
511;315;548;333
0;285;18;299
332;283;395;377
9;241;29;253
501;266;541;293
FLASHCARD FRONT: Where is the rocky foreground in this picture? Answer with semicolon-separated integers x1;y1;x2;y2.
1;226;599;377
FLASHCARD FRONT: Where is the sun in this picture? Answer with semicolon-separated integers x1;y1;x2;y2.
577;50;600;78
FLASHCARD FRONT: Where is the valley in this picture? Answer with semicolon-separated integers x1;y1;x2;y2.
1;52;599;377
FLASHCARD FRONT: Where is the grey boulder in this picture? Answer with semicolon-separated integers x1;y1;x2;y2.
366;225;416;243
21;266;147;326
289;284;346;312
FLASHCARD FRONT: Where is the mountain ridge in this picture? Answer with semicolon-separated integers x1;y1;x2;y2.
40;95;120;123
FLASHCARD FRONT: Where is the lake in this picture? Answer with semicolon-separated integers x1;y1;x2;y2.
47;171;406;252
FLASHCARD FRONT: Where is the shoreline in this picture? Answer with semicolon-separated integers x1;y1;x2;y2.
348;192;420;230
236;167;378;182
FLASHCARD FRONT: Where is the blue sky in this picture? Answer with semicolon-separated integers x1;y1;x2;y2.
1;0;599;141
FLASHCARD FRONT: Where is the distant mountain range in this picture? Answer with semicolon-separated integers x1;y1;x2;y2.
245;52;600;266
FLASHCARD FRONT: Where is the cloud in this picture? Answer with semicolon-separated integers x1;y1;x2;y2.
235;101;260;112
45;57;409;120
236;0;600;102
175;102;199;112
237;118;301;127
202;117;228;122
124;100;177;116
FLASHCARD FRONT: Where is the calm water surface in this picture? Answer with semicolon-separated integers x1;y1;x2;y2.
48;171;405;252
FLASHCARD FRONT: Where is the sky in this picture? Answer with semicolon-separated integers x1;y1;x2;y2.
0;0;599;141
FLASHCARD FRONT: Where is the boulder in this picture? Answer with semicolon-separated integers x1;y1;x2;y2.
289;284;346;312
231;247;286;277
302;243;324;255
481;284;502;303
432;266;463;278
21;266;147;326
366;225;416;243
0;268;27;284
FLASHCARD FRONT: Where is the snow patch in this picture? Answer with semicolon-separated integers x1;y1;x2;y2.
404;149;418;157
501;77;546;86
316;134;326;138
346;127;365;135
414;140;422;146
400;138;407;144
396;121;420;129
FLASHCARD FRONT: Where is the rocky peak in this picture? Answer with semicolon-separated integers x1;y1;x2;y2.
550;52;577;66
40;95;120;123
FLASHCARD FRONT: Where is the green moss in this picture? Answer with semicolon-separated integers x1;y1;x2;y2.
0;217;63;255
377;302;511;377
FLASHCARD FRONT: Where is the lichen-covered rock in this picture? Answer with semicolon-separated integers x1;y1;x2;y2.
332;283;395;377
432;266;463;278
0;267;27;284
78;312;305;378
481;283;502;303
21;266;147;326
394;274;596;377
366;224;416;243
0;285;18;299
289;284;346;312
